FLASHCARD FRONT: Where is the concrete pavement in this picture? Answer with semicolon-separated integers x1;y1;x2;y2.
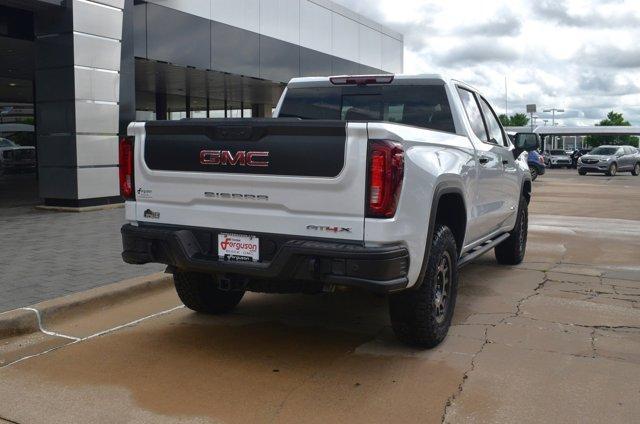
0;169;639;423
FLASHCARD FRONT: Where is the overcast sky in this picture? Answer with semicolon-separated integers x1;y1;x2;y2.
334;0;640;126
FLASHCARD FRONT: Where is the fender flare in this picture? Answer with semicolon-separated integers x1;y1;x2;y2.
410;180;466;291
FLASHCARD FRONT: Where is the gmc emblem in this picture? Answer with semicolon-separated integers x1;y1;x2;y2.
200;150;269;167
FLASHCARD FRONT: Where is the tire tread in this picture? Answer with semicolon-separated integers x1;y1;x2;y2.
495;195;528;265
389;225;458;348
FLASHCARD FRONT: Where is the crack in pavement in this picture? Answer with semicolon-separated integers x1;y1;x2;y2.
441;273;549;423
511;277;549;319
440;327;490;424
0;414;21;424
439;264;639;421
515;315;640;332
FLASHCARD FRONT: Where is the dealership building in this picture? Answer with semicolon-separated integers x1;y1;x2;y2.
0;0;403;208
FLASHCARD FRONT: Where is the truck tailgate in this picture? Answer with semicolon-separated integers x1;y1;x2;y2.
132;119;367;241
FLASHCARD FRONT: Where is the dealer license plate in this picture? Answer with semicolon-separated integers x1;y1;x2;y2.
217;233;259;262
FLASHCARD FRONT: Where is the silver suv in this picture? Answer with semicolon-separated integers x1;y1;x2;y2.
578;145;640;176
547;149;572;168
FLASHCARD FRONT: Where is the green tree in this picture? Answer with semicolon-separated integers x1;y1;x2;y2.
509;113;529;126
498;113;530;127
585;111;639;147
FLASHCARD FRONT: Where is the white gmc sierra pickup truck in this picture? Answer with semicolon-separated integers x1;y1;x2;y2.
120;74;538;347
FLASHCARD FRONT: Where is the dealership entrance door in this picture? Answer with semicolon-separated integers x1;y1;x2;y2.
0;4;39;208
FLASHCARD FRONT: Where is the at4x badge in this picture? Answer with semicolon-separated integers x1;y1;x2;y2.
306;225;352;233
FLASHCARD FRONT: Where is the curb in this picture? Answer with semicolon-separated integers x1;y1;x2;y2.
35;203;124;213
0;309;39;339
0;272;172;340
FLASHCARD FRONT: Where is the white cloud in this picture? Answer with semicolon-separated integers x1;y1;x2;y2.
334;0;640;126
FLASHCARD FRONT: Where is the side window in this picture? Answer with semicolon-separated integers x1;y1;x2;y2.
479;97;507;146
457;87;488;142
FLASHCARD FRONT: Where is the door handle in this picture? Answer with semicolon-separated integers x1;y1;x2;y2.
479;157;490;165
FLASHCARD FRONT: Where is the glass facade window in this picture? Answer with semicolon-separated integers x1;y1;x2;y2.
135;110;156;121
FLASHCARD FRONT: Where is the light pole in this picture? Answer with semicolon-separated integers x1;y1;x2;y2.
527;104;537;132
543;108;564;126
543;108;564;149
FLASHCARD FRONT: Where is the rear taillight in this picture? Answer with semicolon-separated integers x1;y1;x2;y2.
367;140;404;218
119;136;135;200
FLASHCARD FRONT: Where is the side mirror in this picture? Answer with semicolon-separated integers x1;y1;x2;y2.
513;133;540;159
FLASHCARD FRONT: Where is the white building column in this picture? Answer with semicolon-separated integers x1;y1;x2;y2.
35;0;124;207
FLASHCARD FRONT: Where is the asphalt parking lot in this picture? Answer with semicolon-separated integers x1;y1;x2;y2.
1;168;639;424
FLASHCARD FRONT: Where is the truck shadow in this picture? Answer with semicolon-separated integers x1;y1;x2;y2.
8;290;465;423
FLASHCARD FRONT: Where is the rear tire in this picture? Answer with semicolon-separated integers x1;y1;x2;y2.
578;170;587;175
388;224;458;348
606;163;617;176
632;163;640;176
173;271;244;314
495;195;528;265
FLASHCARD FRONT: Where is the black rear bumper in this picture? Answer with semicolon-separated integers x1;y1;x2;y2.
121;224;410;293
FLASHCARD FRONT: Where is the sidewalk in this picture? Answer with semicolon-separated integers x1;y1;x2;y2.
0;205;163;312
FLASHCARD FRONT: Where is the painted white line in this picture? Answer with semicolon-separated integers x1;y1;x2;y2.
83;305;184;341
2;305;184;369
20;308;81;342
1;341;79;369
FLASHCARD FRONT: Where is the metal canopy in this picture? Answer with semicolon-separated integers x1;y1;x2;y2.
506;126;640;136
0;0;62;10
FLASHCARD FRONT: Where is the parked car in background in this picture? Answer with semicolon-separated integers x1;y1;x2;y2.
578;145;640;176
527;150;546;181
547;149;572;168
0;138;36;176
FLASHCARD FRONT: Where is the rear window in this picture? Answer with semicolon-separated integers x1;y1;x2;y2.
279;85;456;133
